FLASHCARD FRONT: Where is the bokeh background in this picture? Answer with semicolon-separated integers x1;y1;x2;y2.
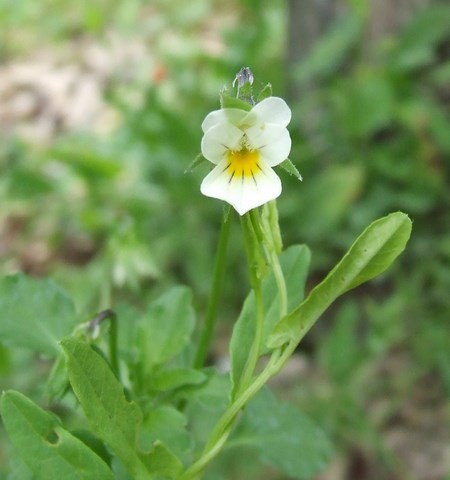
0;0;449;479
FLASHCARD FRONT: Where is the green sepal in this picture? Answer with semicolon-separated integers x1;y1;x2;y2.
185;153;208;173
267;212;412;349
236;80;254;105
220;92;252;111
278;158;303;180
257;82;272;102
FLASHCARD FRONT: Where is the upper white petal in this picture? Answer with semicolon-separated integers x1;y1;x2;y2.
246;123;289;149
202;108;249;132
200;158;282;215
250;97;292;127
201;123;243;164
254;127;292;167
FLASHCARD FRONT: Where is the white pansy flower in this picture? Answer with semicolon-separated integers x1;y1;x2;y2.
200;97;292;216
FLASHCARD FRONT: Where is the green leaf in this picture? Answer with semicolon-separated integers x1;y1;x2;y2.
6;456;34;480
0;274;77;356
268;212;412;348
283;165;364;243
339;72;394;137
9;166;54;198
0;390;115;480
45;354;69;401
318;301;362;382
256;82;272;102
294;14;362;84
51;144;122;180
61;337;182;480
138;286;195;371
388;5;450;70
183;371;230;446
141;405;192;464
278;158;303;180
151;368;207;392
143;442;183;480
230;245;311;397
235;388;332;478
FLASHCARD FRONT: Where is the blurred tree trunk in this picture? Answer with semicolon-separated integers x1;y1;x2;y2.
286;0;344;69
366;0;433;46
286;0;434;98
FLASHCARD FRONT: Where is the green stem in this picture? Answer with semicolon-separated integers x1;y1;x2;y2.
194;209;232;368
236;211;266;392
249;209;265;248
236;279;265;395
261;202;288;319
270;249;288;318
88;309;119;378
179;348;285;480
240;212;259;288
108;312;119;377
182;207;292;479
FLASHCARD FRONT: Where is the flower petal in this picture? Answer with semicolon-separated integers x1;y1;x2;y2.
245;122;290;149
250;97;291;127
200;158;282;215
201;123;243;164
256;127;292;167
202;108;249;133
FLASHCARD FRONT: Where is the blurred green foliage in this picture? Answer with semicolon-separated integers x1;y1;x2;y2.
0;0;449;478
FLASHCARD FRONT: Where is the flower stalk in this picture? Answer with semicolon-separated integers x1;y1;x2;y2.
194;208;232;368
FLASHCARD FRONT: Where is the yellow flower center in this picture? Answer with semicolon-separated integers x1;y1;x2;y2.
227;148;260;181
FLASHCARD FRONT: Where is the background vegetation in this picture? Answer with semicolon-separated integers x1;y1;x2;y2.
0;0;449;478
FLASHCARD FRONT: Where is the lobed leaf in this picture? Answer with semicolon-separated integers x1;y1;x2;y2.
61;337;182;480
0;390;114;480
0;274;77;356
268;212;412;348
141;405;192;464
138;286;196;372
235;388;332;478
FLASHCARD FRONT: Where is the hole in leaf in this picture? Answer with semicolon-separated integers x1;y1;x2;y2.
46;429;59;445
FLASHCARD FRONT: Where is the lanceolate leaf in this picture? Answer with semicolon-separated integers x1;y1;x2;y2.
0;390;114;480
61;337;182;480
268;212;412;348
0;274;77;356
